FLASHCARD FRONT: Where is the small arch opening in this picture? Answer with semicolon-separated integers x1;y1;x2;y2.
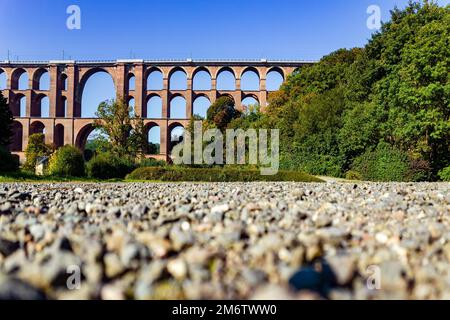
193;96;211;119
193;69;212;91
217;69;236;91
241;69;260;91
266;69;284;91
170;96;186;119
147;95;162;119
147;69;163;90
169;69;187;91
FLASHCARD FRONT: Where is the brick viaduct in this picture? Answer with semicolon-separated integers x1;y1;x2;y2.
0;59;311;161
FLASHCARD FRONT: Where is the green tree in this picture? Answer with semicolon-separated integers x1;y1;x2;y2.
94;97;133;157
0;92;13;147
24;133;53;171
207;96;241;131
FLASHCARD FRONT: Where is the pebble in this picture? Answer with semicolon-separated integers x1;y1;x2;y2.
0;181;448;300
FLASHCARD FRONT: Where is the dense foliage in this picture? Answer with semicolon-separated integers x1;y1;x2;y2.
86;152;137;179
94;98;149;158
24;134;53;171
126;166;323;182
0;92;18;172
0;146;19;172
0;92;13;147
236;2;449;181
48;145;85;177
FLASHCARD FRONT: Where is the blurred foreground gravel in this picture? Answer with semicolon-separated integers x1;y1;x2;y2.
0;182;449;300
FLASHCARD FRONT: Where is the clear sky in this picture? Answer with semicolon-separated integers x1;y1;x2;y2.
1;0;448;142
1;0;448;61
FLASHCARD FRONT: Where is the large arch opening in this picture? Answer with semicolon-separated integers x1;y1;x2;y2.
193;96;210;119
169;96;186;119
30;121;45;136
80;70;116;118
147;69;163;90
0;69;7;90
147;95;162;118
12;69;28;90
54;124;65;148
217;68;236;91
169;123;185;154
193;69;211;91
266;68;284;91
33;69;50;91
146;123;161;155
241;69;260;91
10;121;23;152
169;69;187;91
32;95;50;117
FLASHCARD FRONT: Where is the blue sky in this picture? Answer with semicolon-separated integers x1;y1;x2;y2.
1;0;448;61
1;0;448;142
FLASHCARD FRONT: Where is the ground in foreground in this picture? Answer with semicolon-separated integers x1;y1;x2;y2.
0;182;449;300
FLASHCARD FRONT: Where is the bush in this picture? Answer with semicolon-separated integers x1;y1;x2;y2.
126;166;323;182
139;158;166;168
438;166;450;182
345;170;362;181
0;146;19;173
87;152;137;179
48;145;85;177
351;142;409;182
24;134;52;171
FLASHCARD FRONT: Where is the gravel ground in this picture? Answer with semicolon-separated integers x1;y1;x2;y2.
0;182;449;300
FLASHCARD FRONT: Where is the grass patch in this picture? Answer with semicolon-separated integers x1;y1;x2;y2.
126;167;323;182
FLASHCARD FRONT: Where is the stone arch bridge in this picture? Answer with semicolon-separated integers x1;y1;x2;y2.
0;59;312;161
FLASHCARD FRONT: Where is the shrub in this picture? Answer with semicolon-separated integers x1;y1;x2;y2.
139;158;166;168
24;134;52;171
126;166;323;182
87;152;137;179
0;146;19;173
48;145;85;177
406;159;431;182
345;170;362;181
438;166;450;182
351;142;409;182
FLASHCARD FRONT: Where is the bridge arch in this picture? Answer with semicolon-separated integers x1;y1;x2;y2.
216;67;236;91
169;95;186;119
10;121;23;152
54;124;65;148
169;67;187;91
78;68;116;118
193;67;212;91
241;67;260;91
32;94;50;117
266;67;285;91
168;122;185;154
60;73;68;91
30;120;46;136
146;94;162;118
75;123;96;150
11;68;28;90
146;67;163;91
32;68;50;90
0;68;7;90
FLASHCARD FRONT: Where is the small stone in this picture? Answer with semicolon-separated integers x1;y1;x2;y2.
0;238;20;257
167;258;187;280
